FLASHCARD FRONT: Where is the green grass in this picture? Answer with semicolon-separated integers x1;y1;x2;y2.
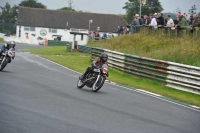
0;38;5;43
87;34;200;67
24;46;200;108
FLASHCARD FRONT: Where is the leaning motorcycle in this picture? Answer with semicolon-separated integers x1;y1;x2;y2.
0;48;15;71
77;64;108;92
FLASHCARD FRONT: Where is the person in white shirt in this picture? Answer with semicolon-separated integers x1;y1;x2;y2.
166;14;174;27
149;13;157;29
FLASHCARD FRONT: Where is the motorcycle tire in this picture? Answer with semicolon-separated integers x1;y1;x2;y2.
77;79;85;89
0;58;8;71
92;76;105;92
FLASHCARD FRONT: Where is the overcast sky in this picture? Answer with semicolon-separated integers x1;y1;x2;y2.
1;0;200;15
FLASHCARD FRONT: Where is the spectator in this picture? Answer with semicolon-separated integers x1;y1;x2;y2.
120;25;123;35
102;32;107;39
190;13;200;33
149;13;157;29
132;14;140;33
157;13;165;26
117;26;121;36
183;13;188;20
189;13;194;25
125;25;130;34
166;14;174;27
143;15;150;25
139;16;144;25
95;32;100;40
176;14;188;34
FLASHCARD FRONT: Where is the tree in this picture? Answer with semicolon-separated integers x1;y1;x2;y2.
189;5;197;15
0;2;17;34
19;0;46;9
174;7;181;14
58;7;75;11
123;0;163;23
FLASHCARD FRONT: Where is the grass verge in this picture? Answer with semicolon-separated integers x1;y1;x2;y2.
24;46;200;108
0;38;5;43
87;34;200;67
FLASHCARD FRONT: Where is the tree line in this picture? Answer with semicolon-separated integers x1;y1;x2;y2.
0;0;76;35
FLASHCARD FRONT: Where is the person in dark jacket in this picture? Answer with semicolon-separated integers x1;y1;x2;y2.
79;52;108;81
156;13;165;26
143;15;150;25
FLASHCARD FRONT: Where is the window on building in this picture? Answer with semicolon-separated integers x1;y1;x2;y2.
49;28;57;33
24;27;30;31
24;26;35;31
30;27;35;31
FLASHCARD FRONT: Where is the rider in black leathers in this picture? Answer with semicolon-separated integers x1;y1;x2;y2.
0;41;16;60
80;52;108;81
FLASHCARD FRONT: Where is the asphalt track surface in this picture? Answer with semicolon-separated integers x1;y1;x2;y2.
0;44;200;133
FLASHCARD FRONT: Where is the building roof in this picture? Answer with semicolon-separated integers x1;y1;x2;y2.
17;7;128;33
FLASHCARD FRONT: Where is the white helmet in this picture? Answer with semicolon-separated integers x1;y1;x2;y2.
10;41;16;47
4;43;7;47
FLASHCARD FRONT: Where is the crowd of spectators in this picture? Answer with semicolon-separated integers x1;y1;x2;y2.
117;12;200;35
88;31;114;41
88;12;199;40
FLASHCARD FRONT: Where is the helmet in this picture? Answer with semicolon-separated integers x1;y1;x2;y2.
100;52;108;63
4;43;7;47
10;41;16;48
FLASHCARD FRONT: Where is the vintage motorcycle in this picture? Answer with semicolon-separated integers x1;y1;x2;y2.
0;48;15;71
77;64;108;92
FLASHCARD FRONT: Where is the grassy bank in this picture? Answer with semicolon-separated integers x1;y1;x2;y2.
0;38;5;43
87;34;200;67
24;46;200;108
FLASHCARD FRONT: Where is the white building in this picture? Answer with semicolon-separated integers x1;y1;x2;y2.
16;7;128;45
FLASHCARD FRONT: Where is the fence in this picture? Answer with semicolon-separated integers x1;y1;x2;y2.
91;47;200;95
131;25;200;38
48;40;69;46
66;44;91;53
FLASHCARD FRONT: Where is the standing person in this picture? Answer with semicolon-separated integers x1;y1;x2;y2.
166;14;174;27
156;13;165;27
189;13;194;25
176;14;188;34
120;25;123;35
143;15;150;25
149;13;157;29
132;14;140;33
117;26;121;36
190;13;200;33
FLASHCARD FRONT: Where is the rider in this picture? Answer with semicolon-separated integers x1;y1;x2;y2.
0;41;16;59
80;52;108;81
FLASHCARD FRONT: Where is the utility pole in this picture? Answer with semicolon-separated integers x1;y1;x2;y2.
67;0;73;9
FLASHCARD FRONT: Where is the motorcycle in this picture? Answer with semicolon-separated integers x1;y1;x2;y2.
77;64;108;92
0;48;15;71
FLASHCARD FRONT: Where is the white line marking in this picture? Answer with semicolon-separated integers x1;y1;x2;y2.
36;55;200;112
136;89;161;97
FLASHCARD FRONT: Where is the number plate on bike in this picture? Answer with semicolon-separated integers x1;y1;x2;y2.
93;69;100;72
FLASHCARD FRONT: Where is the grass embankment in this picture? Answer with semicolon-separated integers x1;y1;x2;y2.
87;34;200;67
25;46;200;108
0;38;5;43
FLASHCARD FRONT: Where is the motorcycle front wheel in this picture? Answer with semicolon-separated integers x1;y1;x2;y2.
92;76;105;92
0;58;8;71
77;79;85;89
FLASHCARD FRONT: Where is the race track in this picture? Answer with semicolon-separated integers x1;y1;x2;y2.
0;44;200;133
